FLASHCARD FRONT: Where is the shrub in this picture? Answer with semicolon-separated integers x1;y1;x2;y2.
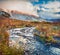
0;43;24;55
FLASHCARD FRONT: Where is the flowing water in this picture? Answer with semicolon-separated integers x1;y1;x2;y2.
8;27;60;55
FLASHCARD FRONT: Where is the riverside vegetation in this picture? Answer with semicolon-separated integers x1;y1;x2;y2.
0;13;60;55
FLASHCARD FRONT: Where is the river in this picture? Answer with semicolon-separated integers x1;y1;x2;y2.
8;27;60;55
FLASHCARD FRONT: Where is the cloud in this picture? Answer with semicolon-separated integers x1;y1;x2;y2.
0;0;39;17
0;0;28;1
39;1;60;19
41;1;60;12
29;0;39;2
34;0;39;2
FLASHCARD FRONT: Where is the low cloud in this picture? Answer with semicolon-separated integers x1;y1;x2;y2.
0;0;39;17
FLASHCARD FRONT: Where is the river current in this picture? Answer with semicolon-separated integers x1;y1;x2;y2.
8;27;60;55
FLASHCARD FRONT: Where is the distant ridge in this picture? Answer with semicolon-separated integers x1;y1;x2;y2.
0;8;39;18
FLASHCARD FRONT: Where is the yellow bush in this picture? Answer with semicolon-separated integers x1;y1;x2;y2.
0;43;24;55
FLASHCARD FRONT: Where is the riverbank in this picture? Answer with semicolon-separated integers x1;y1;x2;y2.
0;16;60;44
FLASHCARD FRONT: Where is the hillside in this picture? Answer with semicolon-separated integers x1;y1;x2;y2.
0;16;60;36
0;12;60;45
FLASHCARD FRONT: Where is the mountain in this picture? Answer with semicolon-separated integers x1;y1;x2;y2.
46;19;60;22
0;8;60;22
0;8;46;22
